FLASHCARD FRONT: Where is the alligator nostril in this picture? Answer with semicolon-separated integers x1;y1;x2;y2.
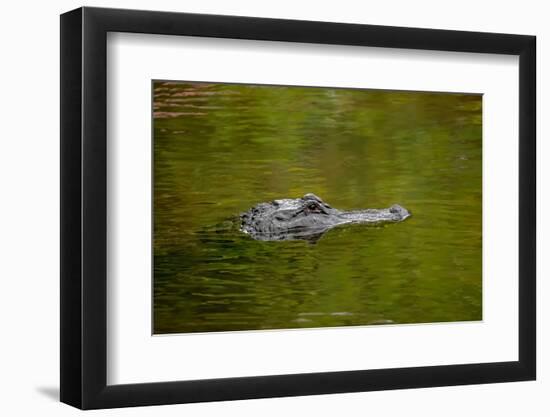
390;204;410;217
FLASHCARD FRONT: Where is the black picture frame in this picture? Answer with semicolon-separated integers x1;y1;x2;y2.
60;6;536;410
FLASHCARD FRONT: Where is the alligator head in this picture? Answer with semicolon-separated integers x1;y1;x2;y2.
240;193;411;242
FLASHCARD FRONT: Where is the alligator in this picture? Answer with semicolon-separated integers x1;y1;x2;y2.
240;193;411;242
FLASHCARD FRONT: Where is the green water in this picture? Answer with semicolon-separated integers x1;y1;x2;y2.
153;81;482;334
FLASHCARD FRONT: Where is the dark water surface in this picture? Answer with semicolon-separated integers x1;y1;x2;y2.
153;81;482;334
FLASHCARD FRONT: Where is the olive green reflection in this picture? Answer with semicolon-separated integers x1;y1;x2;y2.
153;81;482;334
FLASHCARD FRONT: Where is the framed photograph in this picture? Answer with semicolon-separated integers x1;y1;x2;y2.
60;6;536;409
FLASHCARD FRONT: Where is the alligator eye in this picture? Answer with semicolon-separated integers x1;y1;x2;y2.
308;203;319;211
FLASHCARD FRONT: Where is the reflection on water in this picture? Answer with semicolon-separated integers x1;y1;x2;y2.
153;81;482;334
